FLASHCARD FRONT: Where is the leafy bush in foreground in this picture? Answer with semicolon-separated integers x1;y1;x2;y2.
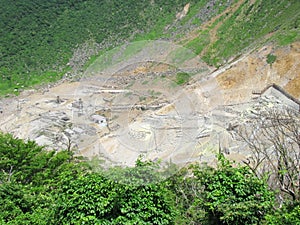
192;155;275;225
2;133;299;224
54;159;176;224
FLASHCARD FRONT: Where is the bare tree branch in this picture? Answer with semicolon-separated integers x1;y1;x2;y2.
234;107;300;201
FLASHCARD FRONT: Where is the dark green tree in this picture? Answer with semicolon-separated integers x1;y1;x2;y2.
266;53;277;66
264;202;300;225
54;159;177;224
0;132;85;224
191;155;275;225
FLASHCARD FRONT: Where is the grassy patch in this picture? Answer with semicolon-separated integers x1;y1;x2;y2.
202;0;300;66
266;54;277;66
175;72;191;85
276;30;300;46
142;80;149;85
185;30;210;55
0;69;64;96
168;46;198;66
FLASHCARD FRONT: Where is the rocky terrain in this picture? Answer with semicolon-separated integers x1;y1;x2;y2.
0;41;299;167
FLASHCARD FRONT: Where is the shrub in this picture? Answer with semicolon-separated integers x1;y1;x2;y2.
266;53;277;66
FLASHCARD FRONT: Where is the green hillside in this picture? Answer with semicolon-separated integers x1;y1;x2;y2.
0;0;299;94
0;0;195;94
185;0;300;66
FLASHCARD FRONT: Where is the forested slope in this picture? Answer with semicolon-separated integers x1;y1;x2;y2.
0;0;197;94
3;0;299;95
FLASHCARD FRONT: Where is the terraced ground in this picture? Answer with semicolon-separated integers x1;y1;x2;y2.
0;1;299;166
0;40;299;166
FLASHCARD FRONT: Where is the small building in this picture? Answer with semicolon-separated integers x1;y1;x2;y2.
91;115;107;127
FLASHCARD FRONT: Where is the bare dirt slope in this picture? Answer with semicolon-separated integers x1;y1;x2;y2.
0;42;299;166
212;42;299;100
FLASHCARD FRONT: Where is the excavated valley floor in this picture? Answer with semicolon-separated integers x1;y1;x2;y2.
0;41;299;167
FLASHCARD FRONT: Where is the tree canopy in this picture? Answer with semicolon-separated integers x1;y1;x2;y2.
0;132;299;224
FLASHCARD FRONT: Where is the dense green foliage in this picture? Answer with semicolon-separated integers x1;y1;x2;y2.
166;156;275;224
264;203;300;225
1;0;299;95
0;0;192;95
55;158;176;224
1;133;299;224
192;156;274;225
0;133;73;185
0;133;85;224
0;133;177;224
55;173;175;224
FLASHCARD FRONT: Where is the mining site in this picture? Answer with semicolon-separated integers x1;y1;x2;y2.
0;40;299;167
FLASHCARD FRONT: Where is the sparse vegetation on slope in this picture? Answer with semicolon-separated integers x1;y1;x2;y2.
183;0;300;66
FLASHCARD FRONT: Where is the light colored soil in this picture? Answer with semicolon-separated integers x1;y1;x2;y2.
286;75;300;98
0;41;299;167
216;42;300;103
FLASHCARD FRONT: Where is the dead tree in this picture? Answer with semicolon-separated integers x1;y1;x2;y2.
62;133;78;161
235;107;300;202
